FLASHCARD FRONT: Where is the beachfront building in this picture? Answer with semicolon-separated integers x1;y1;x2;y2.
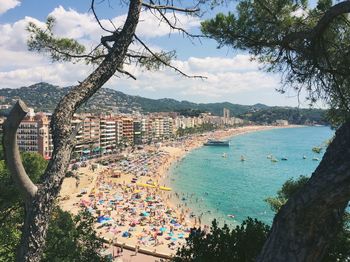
140;117;151;143
151;117;164;140
174;115;185;130
100;118;116;153
80;116;101;156
69;115;102;159
121;117;134;145
174;115;195;130
12;108;247;160
71;118;84;155
275;119;289;126
17;111;53;159
163;117;175;138
133;120;142;145
115;119;123;145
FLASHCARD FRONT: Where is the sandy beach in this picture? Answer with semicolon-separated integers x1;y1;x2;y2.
58;125;298;261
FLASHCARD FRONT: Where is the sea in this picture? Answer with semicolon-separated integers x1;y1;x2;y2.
168;126;334;226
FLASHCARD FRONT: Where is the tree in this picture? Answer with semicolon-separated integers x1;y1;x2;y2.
265;175;309;213
0;150;106;261
2;1;203;261
0;152;47;261
42;208;108;262
265;176;350;261
174;218;270;262
202;1;350;260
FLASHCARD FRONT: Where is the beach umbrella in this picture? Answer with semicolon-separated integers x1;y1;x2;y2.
109;227;119;234
171;237;178;241
178;233;185;239
159;227;166;232
140;211;150;217
114;195;123;201
122;231;130;237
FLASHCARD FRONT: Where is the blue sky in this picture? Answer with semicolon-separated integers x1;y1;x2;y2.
0;0;321;107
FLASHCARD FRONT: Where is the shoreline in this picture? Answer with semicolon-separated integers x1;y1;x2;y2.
58;124;304;260
160;124;303;227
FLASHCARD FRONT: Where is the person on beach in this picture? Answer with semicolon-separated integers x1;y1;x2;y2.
134;244;140;256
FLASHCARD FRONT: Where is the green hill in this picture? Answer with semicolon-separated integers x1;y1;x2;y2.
0;82;328;125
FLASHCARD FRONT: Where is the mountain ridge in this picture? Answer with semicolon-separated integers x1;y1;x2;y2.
0;82;327;125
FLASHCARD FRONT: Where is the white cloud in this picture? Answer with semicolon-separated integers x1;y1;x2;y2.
0;0;20;15
104;55;281;103
47;6;200;45
0;5;297;106
0;16;43;51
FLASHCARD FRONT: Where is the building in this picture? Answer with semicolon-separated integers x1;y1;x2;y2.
133;120;142;145
275;119;289;126
223;108;230;124
100;118;116;153
115;119;123;145
17;112;53;159
121;117;134;145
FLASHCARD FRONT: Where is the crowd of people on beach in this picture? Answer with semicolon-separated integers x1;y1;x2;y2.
73;148;195;258
60;125;282;260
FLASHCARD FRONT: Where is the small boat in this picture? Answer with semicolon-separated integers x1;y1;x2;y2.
204;139;230;146
312;157;319;161
271;158;278;162
303;155;307;159
281;157;288;161
267;154;272;159
227;214;235;218
222;153;227;158
240;155;246;161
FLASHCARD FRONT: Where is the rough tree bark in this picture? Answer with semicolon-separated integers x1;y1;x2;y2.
2;0;142;261
258;120;350;261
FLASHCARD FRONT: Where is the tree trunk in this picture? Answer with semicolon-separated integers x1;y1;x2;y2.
257;120;350;261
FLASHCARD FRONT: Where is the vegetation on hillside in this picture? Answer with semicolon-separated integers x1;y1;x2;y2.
0;82;327;125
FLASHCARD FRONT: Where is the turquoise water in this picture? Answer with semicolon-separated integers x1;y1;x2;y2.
169;126;334;226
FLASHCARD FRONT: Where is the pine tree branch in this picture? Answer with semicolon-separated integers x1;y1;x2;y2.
90;0;114;33
142;2;200;13
134;34;206;79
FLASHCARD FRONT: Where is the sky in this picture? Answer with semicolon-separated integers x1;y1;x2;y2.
0;0;320;107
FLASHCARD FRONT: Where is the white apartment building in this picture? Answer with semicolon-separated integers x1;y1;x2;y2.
100;118;116;152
